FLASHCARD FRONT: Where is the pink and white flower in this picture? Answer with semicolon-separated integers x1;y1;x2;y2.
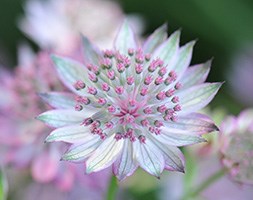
19;0;144;53
220;109;253;185
38;22;221;180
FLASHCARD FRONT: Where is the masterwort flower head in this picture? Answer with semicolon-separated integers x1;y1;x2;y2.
38;22;221;180
220;109;253;185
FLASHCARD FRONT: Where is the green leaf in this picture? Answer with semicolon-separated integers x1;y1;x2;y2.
0;167;8;200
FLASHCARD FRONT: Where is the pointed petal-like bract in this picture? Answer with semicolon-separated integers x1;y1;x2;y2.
164;113;218;135
82;36;102;66
113;139;138;181
86;135;124;173
134;139;165;177
51;55;88;93
153;30;180;66
45;125;91;143
157;127;206;146
177;83;223;115
39;92;75;109
180;60;211;89
37;109;87;128
62;137;101;162
114;20;137;54
150;137;185;172
143;24;168;53
170;41;195;80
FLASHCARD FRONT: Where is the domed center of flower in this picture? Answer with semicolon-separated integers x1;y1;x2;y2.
73;48;183;142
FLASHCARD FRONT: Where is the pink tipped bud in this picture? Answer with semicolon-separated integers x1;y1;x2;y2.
128;48;134;56
143;107;153;114
169;70;177;80
171;96;179;103
75;104;83;111
175;82;182;90
97;98;107;105
107;70;115;80
115;86;124;95
156;91;166;100
108;105;116;113
73;80;85;90
104;50;114;58
87;87;97;95
75;96;90;105
105;121;114;129
164;77;173;85
117;63;125;73
125;114;135;123
173;104;181;111
141;119;150;127
88;72;98;82
82;118;93;126
127;76;134;85
138;135;146;144
135;64;143;74
157;105;167;113
101;58;112;69
165;89;175;97
114;132;123;141
154;120;163;127
140;87;148;96
145;53;151;61
144;75;153;85
158;67;167;76
101;83;110;91
155;76;164;85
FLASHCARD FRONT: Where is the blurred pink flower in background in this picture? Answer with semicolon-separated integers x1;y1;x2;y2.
19;0;144;53
220;109;253;185
228;47;253;106
0;46;110;198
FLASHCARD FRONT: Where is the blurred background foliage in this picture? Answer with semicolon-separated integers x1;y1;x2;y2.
1;0;253;112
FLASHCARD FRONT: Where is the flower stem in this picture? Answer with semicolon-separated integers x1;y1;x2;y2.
106;175;118;200
182;167;227;200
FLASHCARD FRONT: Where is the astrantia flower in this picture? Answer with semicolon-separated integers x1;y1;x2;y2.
38;22;221;180
220;109;253;184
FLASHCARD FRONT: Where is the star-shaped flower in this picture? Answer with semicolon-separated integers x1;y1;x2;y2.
38;21;221;180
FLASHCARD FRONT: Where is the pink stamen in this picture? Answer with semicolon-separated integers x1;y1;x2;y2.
97;98;107;105
101;83;110;91
128;48;134;56
114;132;123;141
75;96;90;105
143;107;153;114
140;87;148;96
87;87;97;95
88;72;98;82
165;89;175;97
144;75;153;85
73;80;85;90
141;119;150;127
175;82;182;90
107;70;115;80
115;86;124;95
171;96;179;103
155;76;164;85
108;105;116;113
174;104;181;111
135;64;143;74
157;105;167;113
75;104;83;111
138;135;146;143
156;91;166;100
127;76;134;85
